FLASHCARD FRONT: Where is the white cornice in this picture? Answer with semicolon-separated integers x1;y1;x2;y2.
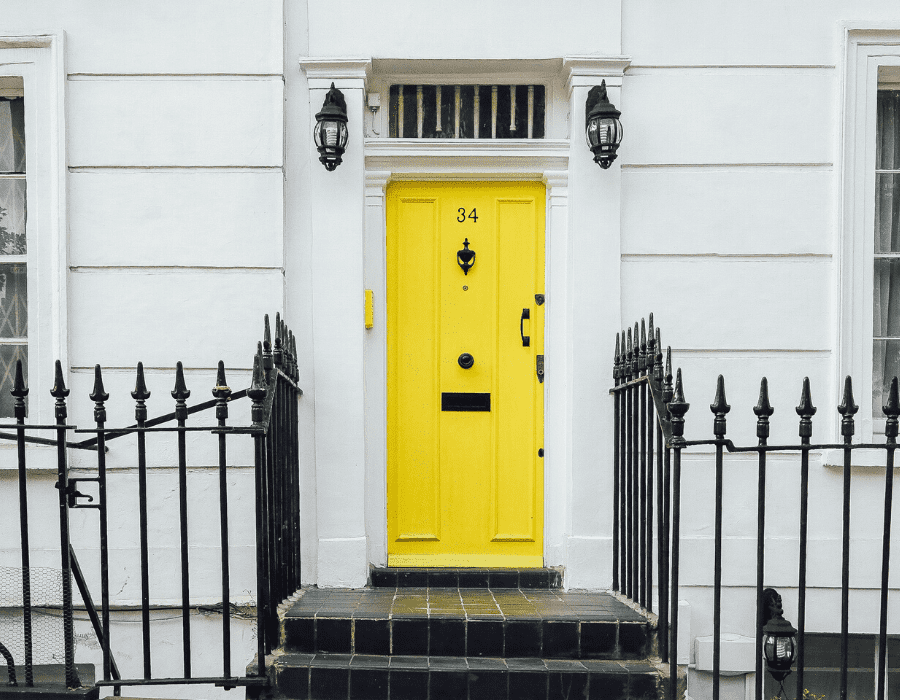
563;55;631;93
365;139;569;177
299;57;371;90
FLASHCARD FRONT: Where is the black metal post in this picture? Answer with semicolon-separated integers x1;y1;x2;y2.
12;360;32;687
639;320;648;609
213;361;233;678
625;328;634;599
91;365;112;683
710;376;730;700
795;378;815;700
613;333;621;592
249;350;269;673
667;368;689;700
172;362;192;678
632;323;640;603
837;376;858;700
51;360;79;689
620;329;629;593
878;377;899;700
754;378;774;700
132;362;152;679
660;343;673;664
646;316;655;615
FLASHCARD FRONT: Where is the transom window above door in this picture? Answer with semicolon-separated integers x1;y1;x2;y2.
388;84;546;139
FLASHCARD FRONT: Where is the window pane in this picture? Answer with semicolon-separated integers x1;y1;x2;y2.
874;259;900;337
878;90;900;171
875;339;900;415
0;343;27;418
877;174;900;253
0;97;25;173
0;263;26;338
0;179;25;255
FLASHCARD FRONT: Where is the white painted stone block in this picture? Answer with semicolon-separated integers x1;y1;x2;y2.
4;0;282;74
68;79;283;167
68;270;284;368
622;168;833;255
621;259;831;350
623;71;833;165
69;171;284;268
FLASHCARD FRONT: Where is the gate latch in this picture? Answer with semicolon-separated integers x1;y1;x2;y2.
536;354;544;383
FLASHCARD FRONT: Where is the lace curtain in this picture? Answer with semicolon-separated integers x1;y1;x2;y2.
874;90;900;414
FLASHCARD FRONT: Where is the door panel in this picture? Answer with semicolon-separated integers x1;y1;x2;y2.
387;181;545;567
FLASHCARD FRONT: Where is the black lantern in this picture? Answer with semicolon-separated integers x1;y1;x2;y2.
585;80;623;169
761;588;798;684
314;82;349;171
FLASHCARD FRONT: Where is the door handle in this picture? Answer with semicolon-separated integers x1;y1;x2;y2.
520;308;530;347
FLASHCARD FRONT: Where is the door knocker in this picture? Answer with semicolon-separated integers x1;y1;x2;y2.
457;238;475;275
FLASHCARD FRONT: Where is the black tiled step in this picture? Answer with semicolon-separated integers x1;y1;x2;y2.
269;654;662;700
371;567;563;589
284;590;649;660
284;614;647;659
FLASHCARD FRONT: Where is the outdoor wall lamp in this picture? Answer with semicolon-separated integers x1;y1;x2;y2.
762;588;798;688
585;80;623;169
314;82;349;171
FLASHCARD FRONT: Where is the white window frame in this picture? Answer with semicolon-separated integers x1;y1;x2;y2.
839;27;900;447
0;35;67;434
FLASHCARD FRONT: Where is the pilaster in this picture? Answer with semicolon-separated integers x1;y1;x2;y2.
561;55;629;589
301;58;372;587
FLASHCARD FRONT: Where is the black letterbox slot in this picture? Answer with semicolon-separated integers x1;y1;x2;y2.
441;392;491;412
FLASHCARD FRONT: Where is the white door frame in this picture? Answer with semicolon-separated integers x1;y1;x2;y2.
362;141;571;570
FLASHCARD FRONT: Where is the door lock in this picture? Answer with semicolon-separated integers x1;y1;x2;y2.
536;354;544;383
458;353;475;369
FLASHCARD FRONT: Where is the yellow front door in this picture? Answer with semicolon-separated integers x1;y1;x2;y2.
386;181;545;567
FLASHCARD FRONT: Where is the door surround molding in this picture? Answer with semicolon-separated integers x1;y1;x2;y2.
362;146;569;570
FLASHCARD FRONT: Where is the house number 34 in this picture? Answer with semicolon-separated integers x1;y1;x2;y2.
457;208;478;223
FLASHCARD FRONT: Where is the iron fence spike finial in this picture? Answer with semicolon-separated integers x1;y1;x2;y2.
633;322;640;373
672;368;687;407
249;353;267;399
668;367;690;441
213;360;231;420
884;377;900;418
754;377;773;442
754;377;774;418
653;328;664;381
885;377;900;440
90;365;109;403
51;359;70;398
796;376;816;440
838;375;858;417
614;332;621;384
838;375;858;439
214;359;228;393
131;362;150;401
171;361;191;401
639;319;648;374
648;313;654;342
263;314;271;352
796;376;817;417
710;374;730;437
11;359;27;398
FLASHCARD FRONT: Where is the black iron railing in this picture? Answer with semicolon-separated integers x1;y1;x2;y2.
611;315;899;700
5;313;301;693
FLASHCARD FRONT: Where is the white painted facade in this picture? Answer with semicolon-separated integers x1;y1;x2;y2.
0;2;900;697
